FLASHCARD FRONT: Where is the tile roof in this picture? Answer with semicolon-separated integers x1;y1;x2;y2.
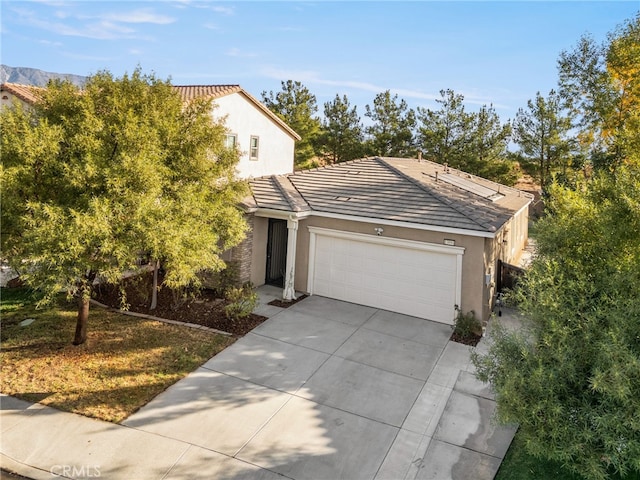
173;85;300;141
249;157;532;233
1;82;300;141
172;85;243;103
1;83;43;104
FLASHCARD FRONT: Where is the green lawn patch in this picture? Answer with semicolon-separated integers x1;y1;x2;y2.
0;287;235;423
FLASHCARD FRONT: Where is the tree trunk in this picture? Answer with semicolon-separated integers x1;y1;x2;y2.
150;259;160;310
73;272;95;346
73;290;90;345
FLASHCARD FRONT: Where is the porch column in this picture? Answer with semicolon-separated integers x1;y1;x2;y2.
283;217;298;300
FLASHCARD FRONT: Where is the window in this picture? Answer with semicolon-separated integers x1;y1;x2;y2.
225;134;237;149
249;136;259;160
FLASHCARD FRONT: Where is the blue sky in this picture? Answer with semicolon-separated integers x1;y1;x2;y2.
1;1;638;120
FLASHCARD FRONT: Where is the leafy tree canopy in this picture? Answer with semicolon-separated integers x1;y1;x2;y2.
364;90;416;157
558;13;640;169
319;94;364;164
418;90;515;184
261;80;322;167
473;166;640;480
1;68;248;345
512;90;574;190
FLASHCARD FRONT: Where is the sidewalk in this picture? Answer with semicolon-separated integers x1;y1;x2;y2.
1;395;196;480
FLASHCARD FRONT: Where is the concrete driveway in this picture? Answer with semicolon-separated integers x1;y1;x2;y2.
121;286;516;480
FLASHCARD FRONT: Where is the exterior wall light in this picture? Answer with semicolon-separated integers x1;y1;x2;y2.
374;227;384;236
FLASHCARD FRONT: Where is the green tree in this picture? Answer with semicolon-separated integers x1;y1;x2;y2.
418;90;515;183
417;89;472;166
558;14;640;169
512;90;573;190
319;94;364;163
364;90;416;157
0;69;248;345
466;104;515;184
473;167;640;480
261;80;322;168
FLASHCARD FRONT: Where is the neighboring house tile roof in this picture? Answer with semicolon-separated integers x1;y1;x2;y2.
172;85;301;141
249;157;533;233
172;84;243;102
1;83;42;104
1;82;300;141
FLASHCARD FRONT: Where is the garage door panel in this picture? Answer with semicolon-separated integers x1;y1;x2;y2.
311;233;459;324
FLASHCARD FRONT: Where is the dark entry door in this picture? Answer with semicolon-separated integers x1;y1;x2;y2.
266;219;288;287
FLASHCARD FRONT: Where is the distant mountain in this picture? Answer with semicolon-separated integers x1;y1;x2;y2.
1;65;86;87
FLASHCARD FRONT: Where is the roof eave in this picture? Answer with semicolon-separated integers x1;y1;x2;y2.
1;83;41;105
251;208;497;238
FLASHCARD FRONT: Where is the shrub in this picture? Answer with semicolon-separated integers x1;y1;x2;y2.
201;262;240;297
224;283;258;321
452;305;482;341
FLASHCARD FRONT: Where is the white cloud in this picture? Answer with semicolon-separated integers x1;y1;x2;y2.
226;48;257;58
35;18;137;40
210;5;234;16
259;66;508;109
260;67;439;101
170;0;192;9
53;10;70;19
11;4;174;40
38;39;63;47
203;22;219;30
89;9;175;25
29;0;73;7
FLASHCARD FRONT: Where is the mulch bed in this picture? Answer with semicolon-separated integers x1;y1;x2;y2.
268;294;308;308
93;273;484;344
450;331;483;347
93;272;267;336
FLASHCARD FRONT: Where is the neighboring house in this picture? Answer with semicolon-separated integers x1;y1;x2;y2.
1;83;39;108
239;157;532;325
172;85;299;178
2;81;532;325
1;83;300;180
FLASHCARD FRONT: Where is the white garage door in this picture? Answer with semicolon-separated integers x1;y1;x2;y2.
308;228;464;324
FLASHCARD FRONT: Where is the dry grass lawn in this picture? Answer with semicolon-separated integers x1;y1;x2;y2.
0;287;235;423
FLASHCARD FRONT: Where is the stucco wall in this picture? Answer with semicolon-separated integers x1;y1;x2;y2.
213;94;295;179
289;216;488;321
483;204;530;317
0;92;30;111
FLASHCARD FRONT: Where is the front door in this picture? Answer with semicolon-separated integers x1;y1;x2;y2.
266;219;288;287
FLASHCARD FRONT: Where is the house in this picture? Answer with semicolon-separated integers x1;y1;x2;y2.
2;81;532;325
1;82;301;180
237;157;532;325
1;83;40;109
172;85;299;178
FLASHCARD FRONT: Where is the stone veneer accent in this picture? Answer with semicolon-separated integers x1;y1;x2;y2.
229;213;255;284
